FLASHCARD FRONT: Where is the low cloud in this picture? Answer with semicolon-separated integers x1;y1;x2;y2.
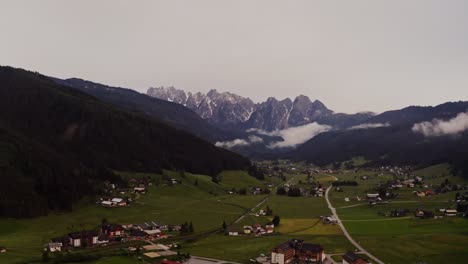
348;122;390;130
248;135;263;143
412;112;468;137
248;123;331;149
215;135;264;149
215;139;249;148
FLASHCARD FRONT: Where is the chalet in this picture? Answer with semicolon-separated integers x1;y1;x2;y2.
68;230;98;247
342;251;369;264
244;226;253;234
322;216;338;224
271;239;325;264
101;201;113;207
48;242;62;252
445;209;458;216
102;223;124;237
51;236;70;249
130;228;147;239
415;209;434;219
227;228;240;236
111;197;123;205
96;234;109;245
133;187;146;194
366;193;379;199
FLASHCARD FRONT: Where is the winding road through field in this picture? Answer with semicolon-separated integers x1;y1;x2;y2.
325;176;385;264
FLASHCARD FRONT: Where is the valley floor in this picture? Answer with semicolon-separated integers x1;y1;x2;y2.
1;163;467;264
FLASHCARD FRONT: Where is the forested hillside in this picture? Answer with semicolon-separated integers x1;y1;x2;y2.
0;67;250;217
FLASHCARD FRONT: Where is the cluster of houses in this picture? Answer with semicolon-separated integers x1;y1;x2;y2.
100;197;129;207
373;165;414;177
227;223;275;236
47;221;179;252
414;208;460;219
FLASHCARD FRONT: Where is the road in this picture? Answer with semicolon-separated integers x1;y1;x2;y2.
232;174;298;225
325;176;385;264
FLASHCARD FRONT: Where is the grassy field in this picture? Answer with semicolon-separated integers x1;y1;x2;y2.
329;164;468;264
0;170;267;264
180;173;354;263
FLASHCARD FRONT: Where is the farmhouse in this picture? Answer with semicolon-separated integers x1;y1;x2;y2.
342;251;369;264
102;223;124;237
48;242;62;252
415;209;434;219
96;234;109;245
133;187;146;194
271;239;325;264
101;201;113;207
445;209;458;216
227;228;241;236
68;230;99;247
322;216;338;224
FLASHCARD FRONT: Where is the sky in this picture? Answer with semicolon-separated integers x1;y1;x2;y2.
1;0;468;113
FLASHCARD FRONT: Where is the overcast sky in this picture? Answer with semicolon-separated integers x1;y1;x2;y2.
1;0;467;113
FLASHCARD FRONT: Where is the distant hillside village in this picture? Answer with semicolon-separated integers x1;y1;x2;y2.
47;220;183;253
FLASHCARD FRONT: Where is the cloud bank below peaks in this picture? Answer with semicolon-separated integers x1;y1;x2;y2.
348;122;390;130
248;122;332;149
215;135;264;149
412;112;468;137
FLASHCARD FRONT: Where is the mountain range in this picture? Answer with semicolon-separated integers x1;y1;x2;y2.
147;87;371;131
2;66;468;217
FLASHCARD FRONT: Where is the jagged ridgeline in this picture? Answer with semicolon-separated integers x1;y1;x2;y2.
0;66;250;218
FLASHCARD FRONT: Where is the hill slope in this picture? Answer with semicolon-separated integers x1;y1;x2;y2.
0;66;250;217
53;78;238;142
289;102;468;174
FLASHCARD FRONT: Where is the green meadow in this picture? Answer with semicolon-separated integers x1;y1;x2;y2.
329;164;468;264
0;170;266;264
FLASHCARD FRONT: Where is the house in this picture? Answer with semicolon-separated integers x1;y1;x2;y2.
96;234;109;245
68;230;99;247
415;209;434;219
48;242;62;252
227;228;241;236
366;193;379;199
130;228;147;239
266;227;274;234
271;239;325;264
102;223;124;237
342;251;369;264
0;247;6;253
322;216;338;224
101;200;113;207
134;187;146;194
445;209;458;216
243;226;253;234
111;198;123;205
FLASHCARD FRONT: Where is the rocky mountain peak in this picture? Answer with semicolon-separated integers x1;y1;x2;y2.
147;87;334;131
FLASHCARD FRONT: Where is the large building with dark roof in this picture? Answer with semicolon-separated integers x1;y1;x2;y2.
271;239;325;264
